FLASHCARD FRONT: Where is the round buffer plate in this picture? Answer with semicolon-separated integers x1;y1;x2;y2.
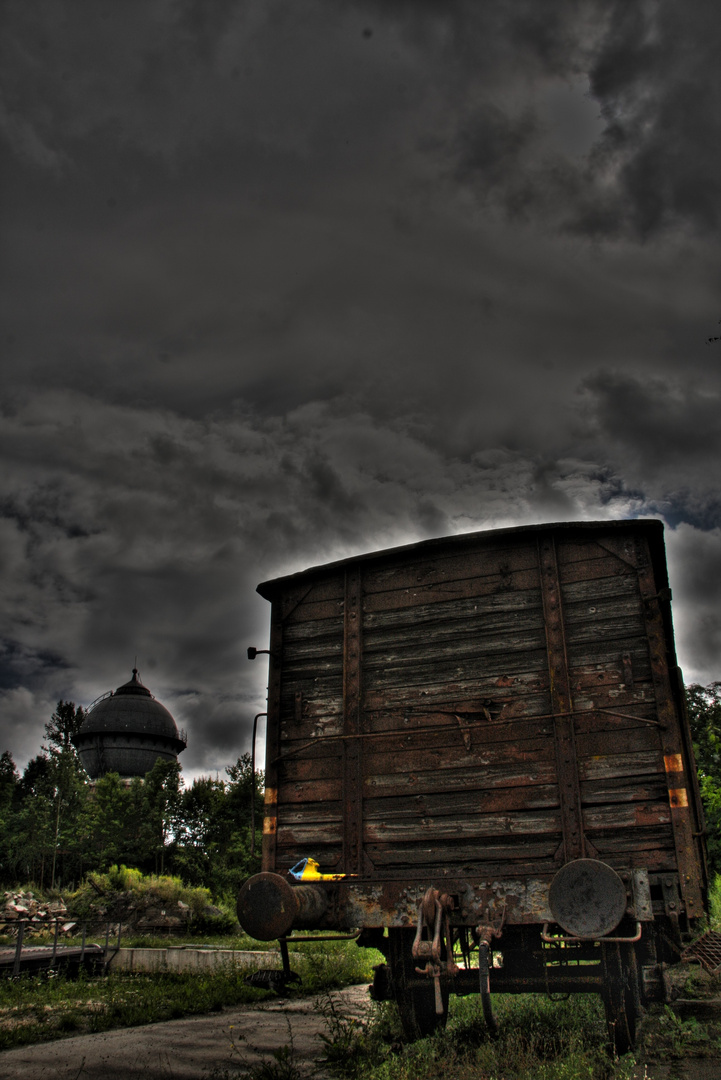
236;872;298;941
548;859;627;938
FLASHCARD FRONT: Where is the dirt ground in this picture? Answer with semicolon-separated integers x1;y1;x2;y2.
1;984;720;1080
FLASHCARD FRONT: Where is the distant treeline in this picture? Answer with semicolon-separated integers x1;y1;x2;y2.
0;702;263;900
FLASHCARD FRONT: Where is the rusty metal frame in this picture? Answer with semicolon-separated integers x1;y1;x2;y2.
538;535;585;862
541;922;642;944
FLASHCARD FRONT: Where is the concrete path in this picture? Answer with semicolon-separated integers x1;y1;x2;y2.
0;983;371;1079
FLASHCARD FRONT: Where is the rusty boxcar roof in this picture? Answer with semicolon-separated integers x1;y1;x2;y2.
257;518;668;600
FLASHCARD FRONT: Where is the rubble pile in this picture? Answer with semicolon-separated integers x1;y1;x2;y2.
80;891;195;933
1;891;75;938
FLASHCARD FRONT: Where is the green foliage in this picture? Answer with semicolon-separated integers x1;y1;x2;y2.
0;967;270;1052
709;872;721;929
316;992;636;1080
1;699;263;903
66;865;223;928
685;683;721;875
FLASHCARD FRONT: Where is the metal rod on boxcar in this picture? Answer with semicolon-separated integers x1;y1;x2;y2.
250;712;267;857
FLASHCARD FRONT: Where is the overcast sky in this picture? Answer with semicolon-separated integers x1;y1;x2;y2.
1;0;720;783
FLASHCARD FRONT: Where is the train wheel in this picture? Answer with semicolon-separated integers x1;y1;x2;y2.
387;928;449;1040
601;942;642;1056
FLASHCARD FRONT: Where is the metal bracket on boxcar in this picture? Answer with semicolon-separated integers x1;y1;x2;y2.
412;889;459;1015
474;903;504;1036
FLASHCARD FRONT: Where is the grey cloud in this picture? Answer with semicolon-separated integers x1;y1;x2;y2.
1;0;719;779
665;526;721;685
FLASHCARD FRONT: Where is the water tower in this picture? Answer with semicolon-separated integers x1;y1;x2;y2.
74;669;187;781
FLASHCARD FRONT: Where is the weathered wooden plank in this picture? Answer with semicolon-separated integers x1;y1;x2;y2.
363;612;546;661
571;665;654;696
284;615;344;642
363;590;542;634
276;778;343;803
561;573;642;604
363;736;555;776
566;638;654;670
363;623;548;668
367;837;559;866
279;674;344;700
363;645;549;695
364;759;558;797
562;595;643;629
278;803;343;825
364;808;562;843
285;596;346;624
580;750;663;781
580;775;668;805
277;823;343;847
362;541;539;596
279;755;344;784
590;828;676;855
564;615;649;649
556;537;633;568
281;573;345;607
363;568;542;614
583;801;672;831
364;671;550;712
280;718;344;742
281;655;345;680
365;711;555;743
364;783;560;821
575;726;661;759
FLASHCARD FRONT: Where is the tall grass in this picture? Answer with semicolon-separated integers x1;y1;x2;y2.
317;992;637;1080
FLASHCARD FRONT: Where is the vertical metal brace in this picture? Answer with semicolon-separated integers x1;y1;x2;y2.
342;565;364;877
538;536;585;862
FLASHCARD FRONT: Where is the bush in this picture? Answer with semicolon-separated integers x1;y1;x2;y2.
65;865;237;933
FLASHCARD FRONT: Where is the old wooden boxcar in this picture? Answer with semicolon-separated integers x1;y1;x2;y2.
237;519;708;1051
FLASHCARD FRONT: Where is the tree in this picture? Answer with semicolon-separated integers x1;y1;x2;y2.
0;752;20;881
42;702;88;889
44;700;85;756
686;683;721;877
141;759;182;875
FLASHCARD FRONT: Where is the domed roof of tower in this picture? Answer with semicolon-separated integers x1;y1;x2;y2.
74;669;186;780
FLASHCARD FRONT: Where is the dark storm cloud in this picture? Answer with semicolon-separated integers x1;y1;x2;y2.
384;0;721;239
666;526;721;684
0;0;719;778
578;370;721;527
